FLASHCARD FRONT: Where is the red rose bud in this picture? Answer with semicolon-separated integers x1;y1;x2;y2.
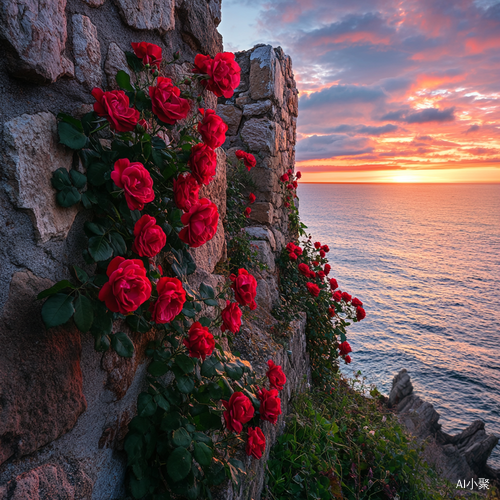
258;388;282;425
249;193;256;204
352;297;363;307
287;169;293;175
289;252;298;261
322;244;330;253
339;341;352;356
287;183;293;190
245;207;252;218
298;263;310;277
314;242;321;249
183;322;215;361
189;143;217;185
292;180;298;188
296;171;302;179
341;292;352;302
137;119;149;132
150;276;186;323
266;360;286;391
306;282;320;297
193;52;241;98
328;307;335;317
246;427;266;459
221;300;242;334
230;268;257;310
312;261;319;267
98;257;152;315
235;150;256;171
179;198;219;248
173;172;200;212
149;77;190;125
132;215;166;258
111;158;154;211
324;264;331;275
345;355;352;364
284;202;290;207
198;108;228;149
222;392;254;433
280;173;289;182
320;250;326;258
131;42;162;68
91;88;139;132
332;290;342;302
356;306;366;321
330;278;338;290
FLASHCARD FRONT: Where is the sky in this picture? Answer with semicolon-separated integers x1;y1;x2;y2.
219;0;500;183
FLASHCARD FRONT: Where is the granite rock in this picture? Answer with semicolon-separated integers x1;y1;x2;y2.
114;0;175;33
72;15;102;89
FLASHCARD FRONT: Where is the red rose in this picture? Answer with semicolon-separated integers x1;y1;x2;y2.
222;392;254;433
339;341;352;356
230;268;257;310
296;171;302;179
173;172;200;212
149;276;186;323
249;193;256;204
179;198;219;248
91;88;139;132
111;158;155;211
193;52;241;98
266;360;286;391
189;143;217;185
312;261;319;267
286;242;297;253
198;108;227;149
341;292;352;302
132;215;166;258
287;183;293;190
309;270;316;279
292;180;298;189
306;282;320;297
183;321;215;361
345;355;352;364
280;173;289;182
98;257;152;314
324;264;331;275
332;290;342;302
322;244;330;253
356;306;366;321
287;169;292;175
246;427;266;459
320;250;326;258
221;300;242;334
330;278;338;290
314;242;321;249
284;202;290;208
318;271;325;279
258;388;282;425
149;77;190;125
235;150;257;171
298;263;310;277
352;297;363;307
328;307;335;317
131;42;162;68
289;252;297;261
245;207;252;218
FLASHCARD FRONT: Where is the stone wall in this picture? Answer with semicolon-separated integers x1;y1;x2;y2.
0;1;304;495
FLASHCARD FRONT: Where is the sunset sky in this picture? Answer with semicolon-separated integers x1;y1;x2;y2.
219;0;500;183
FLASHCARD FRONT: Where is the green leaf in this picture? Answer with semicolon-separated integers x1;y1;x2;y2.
37;280;76;300
198;317;211;327
125;51;143;72
199;283;215;299
135;90;150;112
228;459;246;486
56;187;81;207
172;428;191;448
88;235;113;261
203;298;218;307
73;295;94;332
41;293;75;328
90;308;113;337
167;448;192;482
176;375;195;394
224;362;244;381
109;231;127;256
181;302;196;318
148;360;169;377
84;221;105;236
73;266;89;283
126;315;151;333
110;331;134;357
124;432;143;464
143;141;152;161
175;354;196;374
161;411;182;431
116;70;134;91
154;394;170;412
137;393;157;417
201;357;223;378
87;162;110;186
194;442;212;467
152;136;167;149
192;432;212;445
69;169;87;189
51;168;72;190
93;332;110;352
58;121;87;150
57;112;84;133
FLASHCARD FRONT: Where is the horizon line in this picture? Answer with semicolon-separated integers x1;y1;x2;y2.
298;181;500;185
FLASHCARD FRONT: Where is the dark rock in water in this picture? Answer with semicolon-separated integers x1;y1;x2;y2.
389;368;499;483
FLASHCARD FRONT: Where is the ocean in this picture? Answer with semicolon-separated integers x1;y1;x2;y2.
298;182;500;467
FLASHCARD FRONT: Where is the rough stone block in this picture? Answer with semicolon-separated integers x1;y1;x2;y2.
72;15;102;89
0;0;74;82
244;226;276;251
216;104;242;136
248;202;274;225
249;240;275;272
114;0;175;33
4;112;78;243
241;118;277;154
243;99;272;117
249;45;284;104
0;271;86;465
104;43;131;89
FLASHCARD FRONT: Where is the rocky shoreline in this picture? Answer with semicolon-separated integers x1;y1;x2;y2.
388;369;500;486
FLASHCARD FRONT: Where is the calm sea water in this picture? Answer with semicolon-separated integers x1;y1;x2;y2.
298;183;500;467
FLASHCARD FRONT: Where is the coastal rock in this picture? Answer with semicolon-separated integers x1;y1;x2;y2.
216;104;242;136
249;45;284;105
389;369;500;482
244;226;277;251
72;15;102;89
243;100;272;117
241;118;277;154
104;43;131;89
114;0;175;33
